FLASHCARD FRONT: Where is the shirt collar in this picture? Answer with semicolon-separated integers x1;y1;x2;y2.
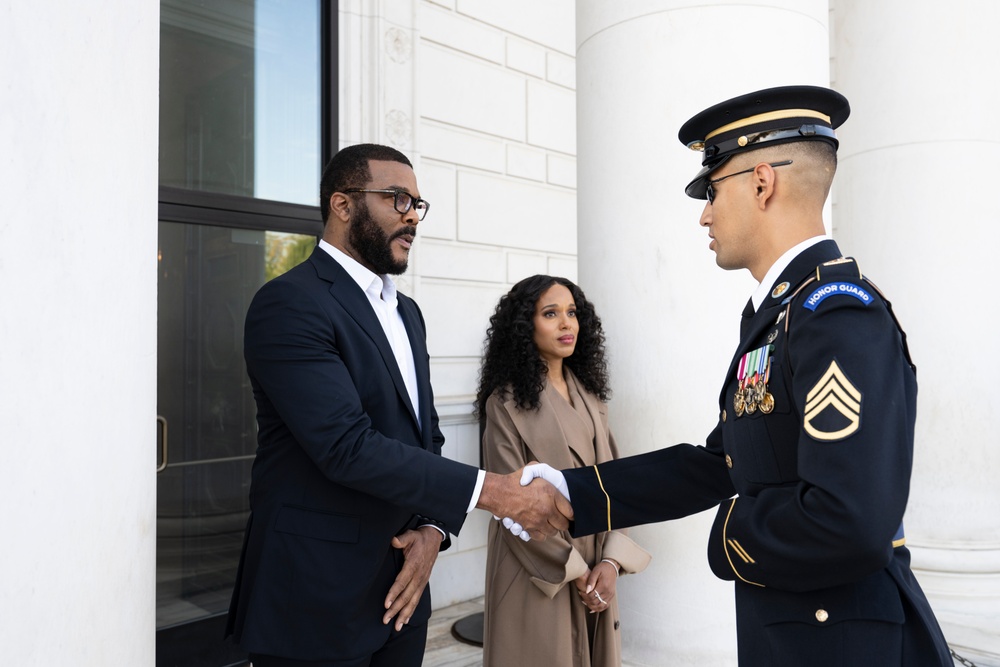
318;239;397;304
751;235;830;311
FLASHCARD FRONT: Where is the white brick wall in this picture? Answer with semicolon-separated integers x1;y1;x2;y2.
455;0;575;54
413;0;578;607
419;45;527;139
456;170;576;252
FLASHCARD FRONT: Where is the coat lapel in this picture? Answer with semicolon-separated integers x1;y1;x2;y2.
309;249;420;429
501;371;605;468
570;372;614;465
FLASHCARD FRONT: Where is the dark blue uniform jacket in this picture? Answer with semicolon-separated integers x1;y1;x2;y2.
564;240;951;666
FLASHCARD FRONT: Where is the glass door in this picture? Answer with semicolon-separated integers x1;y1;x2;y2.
156;1;329;664
156;224;315;666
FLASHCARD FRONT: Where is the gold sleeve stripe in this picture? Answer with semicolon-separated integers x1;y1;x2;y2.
728;540;749;563
593;465;612;532
727;539;755;564
893;537;907;548
722;498;765;588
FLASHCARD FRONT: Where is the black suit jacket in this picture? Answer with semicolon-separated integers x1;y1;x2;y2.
564;241;951;665
226;247;478;661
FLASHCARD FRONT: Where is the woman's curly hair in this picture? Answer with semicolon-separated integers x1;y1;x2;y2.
475;275;610;418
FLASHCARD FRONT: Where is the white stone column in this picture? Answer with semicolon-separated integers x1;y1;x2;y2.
576;2;831;663
0;2;159;665
832;1;1000;663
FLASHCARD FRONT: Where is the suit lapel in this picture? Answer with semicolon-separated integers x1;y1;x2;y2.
397;296;430;440
309;249;420;429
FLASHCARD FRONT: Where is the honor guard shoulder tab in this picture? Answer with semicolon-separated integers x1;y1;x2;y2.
802;258;874;312
782;257;915;371
781;257;866;328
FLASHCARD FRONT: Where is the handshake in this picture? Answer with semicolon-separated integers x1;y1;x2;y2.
477;463;572;542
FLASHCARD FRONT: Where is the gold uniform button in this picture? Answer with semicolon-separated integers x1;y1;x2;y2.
815;609;829;623
721;409;727;423
725;454;733;469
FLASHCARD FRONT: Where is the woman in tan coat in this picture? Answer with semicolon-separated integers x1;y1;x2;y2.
475;275;650;667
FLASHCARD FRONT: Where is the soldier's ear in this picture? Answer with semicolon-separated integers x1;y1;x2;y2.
753;164;776;210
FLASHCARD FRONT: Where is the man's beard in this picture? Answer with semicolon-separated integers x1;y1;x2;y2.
349;200;414;275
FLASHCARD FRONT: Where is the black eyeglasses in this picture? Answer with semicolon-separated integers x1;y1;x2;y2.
343;188;430;221
705;160;793;204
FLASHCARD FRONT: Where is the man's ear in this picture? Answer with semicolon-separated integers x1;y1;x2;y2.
753;163;776;210
329;192;352;223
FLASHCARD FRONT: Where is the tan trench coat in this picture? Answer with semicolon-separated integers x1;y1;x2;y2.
482;372;651;667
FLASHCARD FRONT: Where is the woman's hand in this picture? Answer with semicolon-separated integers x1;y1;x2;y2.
575;560;618;613
573;568;598;612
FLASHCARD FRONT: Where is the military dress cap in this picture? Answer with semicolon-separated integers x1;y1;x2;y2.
678;85;850;199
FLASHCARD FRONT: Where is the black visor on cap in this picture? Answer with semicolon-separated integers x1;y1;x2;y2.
684;155;732;199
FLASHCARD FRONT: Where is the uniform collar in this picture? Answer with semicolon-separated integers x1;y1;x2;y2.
751;235;830;312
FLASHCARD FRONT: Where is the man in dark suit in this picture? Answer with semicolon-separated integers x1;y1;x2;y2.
226;143;572;667
518;87;953;665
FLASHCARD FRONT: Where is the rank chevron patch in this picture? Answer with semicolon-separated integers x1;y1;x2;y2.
803;360;862;441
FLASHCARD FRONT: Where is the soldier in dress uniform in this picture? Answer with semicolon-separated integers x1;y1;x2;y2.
516;85;953;665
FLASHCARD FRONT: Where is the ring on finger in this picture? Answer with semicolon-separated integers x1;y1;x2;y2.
594;591;606;605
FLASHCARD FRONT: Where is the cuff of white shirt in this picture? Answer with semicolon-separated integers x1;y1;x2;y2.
466;469;486;513
417;523;447;541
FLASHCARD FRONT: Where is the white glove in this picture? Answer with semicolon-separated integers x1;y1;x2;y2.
519;462;570;502
493;464;571;542
494;463;572;542
494;515;531;541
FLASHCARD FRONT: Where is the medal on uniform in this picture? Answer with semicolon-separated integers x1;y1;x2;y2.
734;354;747;416
753;375;766;407
758;345;775;414
734;344;775;417
744;347;759;413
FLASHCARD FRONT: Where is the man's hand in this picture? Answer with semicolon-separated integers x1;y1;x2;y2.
476;468;574;541
383;527;443;631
